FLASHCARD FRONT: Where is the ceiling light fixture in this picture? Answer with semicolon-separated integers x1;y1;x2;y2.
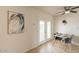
65;11;70;14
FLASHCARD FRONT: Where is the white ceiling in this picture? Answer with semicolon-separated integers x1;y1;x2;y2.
33;6;64;16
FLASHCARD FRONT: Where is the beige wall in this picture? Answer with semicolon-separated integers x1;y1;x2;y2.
0;7;54;52
54;11;79;45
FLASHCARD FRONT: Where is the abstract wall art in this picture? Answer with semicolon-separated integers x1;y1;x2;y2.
8;11;24;34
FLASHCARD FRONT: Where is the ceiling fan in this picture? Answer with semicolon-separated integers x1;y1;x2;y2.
56;6;79;15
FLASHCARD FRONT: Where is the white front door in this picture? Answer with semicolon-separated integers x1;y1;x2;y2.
39;20;52;42
47;21;51;39
39;20;45;42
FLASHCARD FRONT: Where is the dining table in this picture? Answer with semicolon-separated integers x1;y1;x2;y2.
54;34;72;43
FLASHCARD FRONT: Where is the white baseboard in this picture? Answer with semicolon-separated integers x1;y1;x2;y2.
71;41;79;46
0;50;19;53
25;38;53;52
